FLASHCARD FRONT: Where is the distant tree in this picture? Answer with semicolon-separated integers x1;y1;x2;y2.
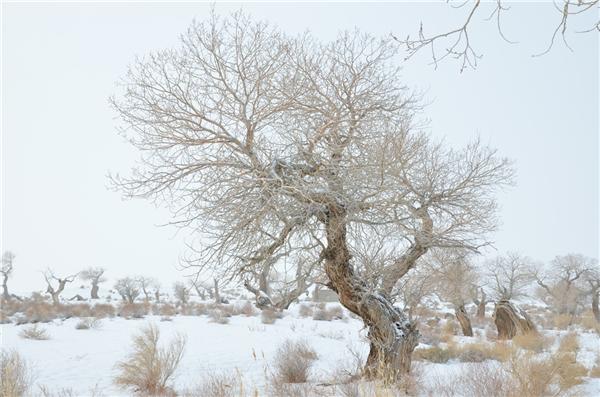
79;267;106;299
486;252;533;301
428;248;478;336
173;282;189;305
533;254;595;316
136;276;158;302
484;253;537;339
44;269;78;304
1;251;16;300
114;277;141;304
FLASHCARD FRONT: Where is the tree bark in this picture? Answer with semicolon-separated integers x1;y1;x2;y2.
493;300;536;340
323;205;418;380
455;305;473;336
476;289;486;319
592;291;599;323
2;274;9;300
213;278;220;304
90;283;99;299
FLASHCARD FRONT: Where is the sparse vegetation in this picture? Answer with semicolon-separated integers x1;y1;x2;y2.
19;324;50;340
114;324;186;396
272;340;318;384
0;350;32;397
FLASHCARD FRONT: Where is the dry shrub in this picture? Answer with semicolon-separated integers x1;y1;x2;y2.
590;357;600;378
552;313;573;330
272;340;318;384
208;309;230;324
75;317;102;330
413;346;452;363
91;304;115;318
298;304;313;318
312;305;345;322
1;350;32;397
505;350;586;396
62;303;92;318
114;324;186;396
22;301;57;323
19;324;50;340
427;362;514;397
157;304;178;317
118;303;148;319
261;308;283;324
512;332;551;353
237;301;257;317
184;372;245;397
557;332;579;353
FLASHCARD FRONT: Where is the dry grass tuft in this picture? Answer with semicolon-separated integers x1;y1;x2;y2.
19;324;50;340
272;340;318;384
90;304;115;319
118;303;149;319
114;323;186;396
75;317;102;330
298;304;313;318
183;372;244;397
0;350;33;397
511;332;552;353
208;309;230;324
552;313;573;330
557;332;579;353
237;301;257;317
261;308;283;324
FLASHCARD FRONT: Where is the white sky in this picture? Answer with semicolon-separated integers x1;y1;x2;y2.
1;1;598;292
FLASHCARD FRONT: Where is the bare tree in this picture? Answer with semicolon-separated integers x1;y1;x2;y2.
111;12;512;379
1;251;16;300
393;0;599;71
486;252;533;301
114;277;141;304
533;254;595;316
173;281;190;305
80;267;106;299
44;269;78;304
428;248;478;336
136;276;158;302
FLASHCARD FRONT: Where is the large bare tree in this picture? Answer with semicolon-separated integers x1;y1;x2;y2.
111;12;512;379
44;269;78;304
1;251;16;300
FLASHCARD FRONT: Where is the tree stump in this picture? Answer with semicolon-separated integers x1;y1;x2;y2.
493;300;536;339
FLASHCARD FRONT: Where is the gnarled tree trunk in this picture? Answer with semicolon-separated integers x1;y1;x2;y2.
493;300;536;339
2;274;9;300
455;305;473;336
324;205;418;380
90;283;99;299
476;289;486;319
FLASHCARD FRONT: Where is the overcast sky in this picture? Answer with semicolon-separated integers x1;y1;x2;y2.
2;1;598;292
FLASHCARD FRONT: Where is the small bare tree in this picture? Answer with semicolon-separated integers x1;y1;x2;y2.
484;253;536;339
428;248;478;336
1;251;16;300
114;277;141;304
486;252;533;301
112;12;512;379
173;282;190;305
43;269;78;304
136;276;158;302
79;267;106;299
533;254;595;316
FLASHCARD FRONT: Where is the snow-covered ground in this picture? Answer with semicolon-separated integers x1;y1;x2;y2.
2;299;599;396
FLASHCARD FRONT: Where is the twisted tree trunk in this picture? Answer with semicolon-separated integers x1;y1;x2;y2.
476;289;486;319
455;305;473;336
323;205;418;380
90;283;100;300
2;274;9;300
493;300;536;339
